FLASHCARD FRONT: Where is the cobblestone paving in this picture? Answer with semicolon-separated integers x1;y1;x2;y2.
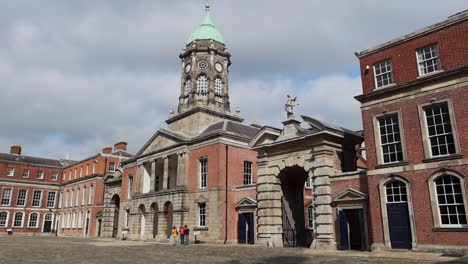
0;236;467;264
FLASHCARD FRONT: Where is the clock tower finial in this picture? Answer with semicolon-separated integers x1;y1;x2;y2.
205;0;210;13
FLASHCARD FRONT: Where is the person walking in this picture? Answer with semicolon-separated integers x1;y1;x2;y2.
184;225;190;245
171;226;178;245
179;225;185;245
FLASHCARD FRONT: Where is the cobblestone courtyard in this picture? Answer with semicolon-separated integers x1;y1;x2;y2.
0;236;467;264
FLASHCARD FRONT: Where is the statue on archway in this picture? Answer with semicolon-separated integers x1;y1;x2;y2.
285;95;298;119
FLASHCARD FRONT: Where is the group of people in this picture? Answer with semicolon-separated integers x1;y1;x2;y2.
171;225;190;245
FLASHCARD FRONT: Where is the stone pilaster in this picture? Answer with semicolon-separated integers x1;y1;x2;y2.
150;161;156;192
176;152;188;187
310;147;336;250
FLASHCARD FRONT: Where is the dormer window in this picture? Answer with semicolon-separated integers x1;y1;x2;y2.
417;44;441;76
373;60;394;88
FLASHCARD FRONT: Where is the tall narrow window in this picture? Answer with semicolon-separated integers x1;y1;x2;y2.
23;169;30;178
125;209;130;228
72;212;77;228
199;158;208;188
47;192;56;208
79;212;83;228
28;213;39;228
1;188;12;206
214;77;223;102
7;168;15;177
13;212;24;227
89;186;94;205
59;192;63;208
423;102;456;157
17;189;27;206
109;162;116;172
435;175;467;225
417;44;441;76
82;188;86;206
80;167;83;177
243;161;252;185
198;203;206;227
75;189;79;207
378;113;403;163
305;177;312;189
185;79;192;95
74;169;77;179
64;191;69;208
70;190;74;208
67;212;71;228
68;171;72;181
37;171;44;179
127;176;133;199
86;164;89;176
32;190;42;207
0;212;8;227
307;205;314;229
196;75;208;99
51;173;58;181
92;163;96;174
374;60;394;88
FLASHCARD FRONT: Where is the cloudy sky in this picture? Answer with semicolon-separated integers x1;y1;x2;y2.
0;1;466;160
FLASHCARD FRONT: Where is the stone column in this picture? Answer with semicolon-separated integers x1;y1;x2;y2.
150;161;156;192
310;147;336;250
162;156;169;190
136;165;143;193
256;161;284;248
176;152;187;187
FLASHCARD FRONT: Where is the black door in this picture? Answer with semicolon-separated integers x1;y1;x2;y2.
339;210;349;250
246;213;255;244
387;203;412;249
238;213;246;244
43;220;52;233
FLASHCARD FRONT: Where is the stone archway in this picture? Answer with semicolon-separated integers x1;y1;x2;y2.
138;204;146;239
111;194;120;238
163;202;173;239
279;166;309;247
150;203;159;239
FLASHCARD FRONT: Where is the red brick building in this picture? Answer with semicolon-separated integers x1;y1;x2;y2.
58;141;133;237
355;10;468;252
0;145;73;234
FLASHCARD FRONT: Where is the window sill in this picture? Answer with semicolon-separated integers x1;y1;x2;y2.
417;69;444;79
374;83;397;90
433;227;468;232
423;154;463;163
235;184;256;190
375;161;409;169
193;227;208;231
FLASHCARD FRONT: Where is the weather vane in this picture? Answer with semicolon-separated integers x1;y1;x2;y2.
205;0;210;12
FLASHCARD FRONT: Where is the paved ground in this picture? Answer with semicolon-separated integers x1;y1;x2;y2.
0;236;467;264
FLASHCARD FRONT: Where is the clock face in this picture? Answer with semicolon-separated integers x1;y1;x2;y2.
215;62;223;73
185;64;191;73
197;60;209;70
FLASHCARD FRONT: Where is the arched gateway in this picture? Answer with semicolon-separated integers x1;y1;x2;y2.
250;115;362;249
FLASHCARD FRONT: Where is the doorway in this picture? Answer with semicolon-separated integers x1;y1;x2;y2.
339;209;365;250
111;195;120;238
164;202;173;239
151;203;159;239
43;214;53;233
238;212;254;244
385;180;412;249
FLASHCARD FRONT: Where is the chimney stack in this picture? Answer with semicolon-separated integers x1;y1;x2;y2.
102;146;113;154
10;144;22;155
114;140;128;151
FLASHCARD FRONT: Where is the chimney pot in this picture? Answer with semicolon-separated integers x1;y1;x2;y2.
102;146;113;154
10;144;22;155
114;140;128;151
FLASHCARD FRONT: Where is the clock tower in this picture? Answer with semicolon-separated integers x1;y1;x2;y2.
166;2;243;135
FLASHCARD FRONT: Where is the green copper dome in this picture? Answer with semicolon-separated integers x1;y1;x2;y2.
188;12;224;44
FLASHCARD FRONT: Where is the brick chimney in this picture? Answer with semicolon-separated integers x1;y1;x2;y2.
10;144;22;155
102;146;113;154
114;140;128;151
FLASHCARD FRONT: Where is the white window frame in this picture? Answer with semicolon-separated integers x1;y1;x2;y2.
47;192;56;208
13;212;24;227
373;59;394;89
16;189;28;207
72;212;77;228
375;112;405;164
88;186;94;205
37;170;44;180
78;211;83;228
307;205;314;229
92;163;96;174
51;172;58;181
64;191;69;208
305;176;312;189
109;162;116;172
58;192;63;208
127;176;133;199
70;190;74;207
80;167;83;177
68;171;72;181
243;161;253;185
82;188;86;206
28;212;39;228
1;188;12;206
428;172;468;228
23;169;30;178
199;158;208;189
416;44;442;76
74;169;77;179
75;189;79;207
198;203;206;227
32;190;43;207
86;164;89;176
419;100;459;159
0;211;9;227
7;168;15;177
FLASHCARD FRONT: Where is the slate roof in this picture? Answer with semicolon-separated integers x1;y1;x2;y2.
198;120;259;139
0;153;64;167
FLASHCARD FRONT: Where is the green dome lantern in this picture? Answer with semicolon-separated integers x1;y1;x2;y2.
188;3;225;44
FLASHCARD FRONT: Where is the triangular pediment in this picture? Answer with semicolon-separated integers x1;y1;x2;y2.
249;126;281;147
137;129;188;156
235;197;257;208
333;188;368;202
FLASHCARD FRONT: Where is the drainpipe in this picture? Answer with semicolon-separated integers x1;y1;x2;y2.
224;145;229;244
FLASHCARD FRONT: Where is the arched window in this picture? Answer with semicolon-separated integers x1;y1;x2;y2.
78;212;83;228
185;79;192;95
385;180;407;203
13;212;24;227
214;78;223;102
434;175;467;225
28;213;39;228
197;75;208;99
0;212;8;227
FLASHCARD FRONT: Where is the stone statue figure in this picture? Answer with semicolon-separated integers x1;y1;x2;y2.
285;95;298;119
